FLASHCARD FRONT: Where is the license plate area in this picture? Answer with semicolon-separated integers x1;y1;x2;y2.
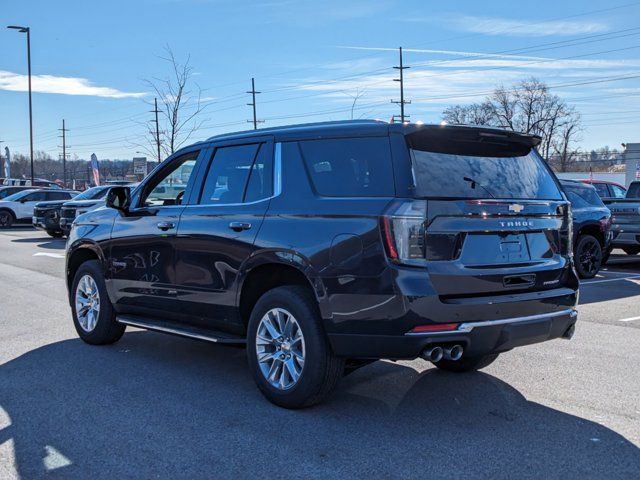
460;232;554;267
503;273;536;288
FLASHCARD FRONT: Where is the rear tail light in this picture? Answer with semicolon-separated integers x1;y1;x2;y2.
380;200;464;266
381;200;427;266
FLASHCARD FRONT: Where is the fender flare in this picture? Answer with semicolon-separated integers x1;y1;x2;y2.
235;248;331;318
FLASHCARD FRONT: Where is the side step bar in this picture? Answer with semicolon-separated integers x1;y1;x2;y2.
116;315;246;345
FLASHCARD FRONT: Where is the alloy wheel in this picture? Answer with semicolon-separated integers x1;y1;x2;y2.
578;238;601;276
256;308;306;390
75;274;101;332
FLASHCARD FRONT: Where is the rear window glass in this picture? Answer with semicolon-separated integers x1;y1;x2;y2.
624;182;638;198
299;137;394;197
562;183;605;208
591;183;610;198
409;149;562;200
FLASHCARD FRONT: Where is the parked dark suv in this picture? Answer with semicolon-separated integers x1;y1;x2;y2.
66;121;579;408
559;179;612;278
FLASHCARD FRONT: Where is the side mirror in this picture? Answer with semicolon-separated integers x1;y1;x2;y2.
106;186;131;213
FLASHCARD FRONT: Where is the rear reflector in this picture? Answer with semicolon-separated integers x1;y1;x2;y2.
409;323;459;333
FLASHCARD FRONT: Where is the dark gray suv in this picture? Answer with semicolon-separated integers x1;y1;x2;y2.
66;121;579;408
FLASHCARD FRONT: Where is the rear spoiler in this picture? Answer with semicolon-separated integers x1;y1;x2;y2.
400;124;541;158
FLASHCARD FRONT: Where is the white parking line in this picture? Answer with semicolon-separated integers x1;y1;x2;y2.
33;252;65;259
619;316;640;322
581;274;640;285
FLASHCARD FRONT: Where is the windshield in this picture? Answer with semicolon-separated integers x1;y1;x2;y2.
409;149;563;200
74;186;109;200
2;189;36;202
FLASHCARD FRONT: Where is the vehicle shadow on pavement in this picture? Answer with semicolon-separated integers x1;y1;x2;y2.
0;332;638;479
11;237;66;250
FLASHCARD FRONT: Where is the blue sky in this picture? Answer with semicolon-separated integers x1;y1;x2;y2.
2;0;640;160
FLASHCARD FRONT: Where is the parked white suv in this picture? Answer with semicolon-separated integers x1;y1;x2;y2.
0;189;77;228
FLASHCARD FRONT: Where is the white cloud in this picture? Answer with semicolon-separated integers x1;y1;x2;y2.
439;15;608;37
0;70;146;98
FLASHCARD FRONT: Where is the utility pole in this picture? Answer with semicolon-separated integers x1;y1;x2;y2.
150;97;162;163
391;46;411;123
58;119;69;186
7;25;34;183
247;77;263;130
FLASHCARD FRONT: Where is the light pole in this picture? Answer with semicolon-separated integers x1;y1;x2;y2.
7;25;34;185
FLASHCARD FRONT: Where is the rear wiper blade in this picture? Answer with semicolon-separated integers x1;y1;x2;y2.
463;176;495;199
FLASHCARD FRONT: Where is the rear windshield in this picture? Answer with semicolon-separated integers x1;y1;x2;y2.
627;182;640;198
409;149;562;200
562;183;605;208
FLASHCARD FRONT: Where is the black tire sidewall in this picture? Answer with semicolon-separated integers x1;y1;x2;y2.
0;211;14;228
246;286;340;408
46;230;63;238
575;234;602;279
71;259;124;344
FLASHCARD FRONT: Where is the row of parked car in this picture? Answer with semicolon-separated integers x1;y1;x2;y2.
0;184;134;237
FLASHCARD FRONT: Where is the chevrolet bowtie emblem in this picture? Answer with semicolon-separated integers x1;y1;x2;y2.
509;204;525;213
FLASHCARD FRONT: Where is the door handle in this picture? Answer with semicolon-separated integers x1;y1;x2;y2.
229;221;251;232
156;221;176;231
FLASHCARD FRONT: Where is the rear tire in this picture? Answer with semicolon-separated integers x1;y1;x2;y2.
0;210;15;228
574;234;602;279
433;353;499;373
246;286;344;409
622;246;640;255
71;260;125;345
46;229;64;238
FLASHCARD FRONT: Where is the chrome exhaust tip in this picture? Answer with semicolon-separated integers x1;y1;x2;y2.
422;346;444;363
443;344;463;361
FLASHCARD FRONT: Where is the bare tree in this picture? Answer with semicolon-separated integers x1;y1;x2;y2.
442;77;582;166
136;46;205;160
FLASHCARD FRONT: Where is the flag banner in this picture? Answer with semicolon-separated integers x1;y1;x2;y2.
90;153;100;186
4;147;10;178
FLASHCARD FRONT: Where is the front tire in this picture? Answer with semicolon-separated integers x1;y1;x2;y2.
0;210;15;228
574;234;602;279
433;353;499;373
46;229;64;238
71;260;125;345
247;286;344;409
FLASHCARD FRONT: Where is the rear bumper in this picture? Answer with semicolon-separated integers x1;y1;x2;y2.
328;308;577;359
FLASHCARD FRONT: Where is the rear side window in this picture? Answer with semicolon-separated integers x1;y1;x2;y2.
562;183;604;208
591;183;610;198
612;184;628;198
299;137;394;197
47;191;72;200
409;149;562;200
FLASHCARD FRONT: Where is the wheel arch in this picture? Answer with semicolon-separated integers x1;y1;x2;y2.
576;223;605;246
236;251;329;329
66;241;107;295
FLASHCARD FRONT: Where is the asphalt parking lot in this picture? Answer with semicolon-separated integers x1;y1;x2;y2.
0;227;639;479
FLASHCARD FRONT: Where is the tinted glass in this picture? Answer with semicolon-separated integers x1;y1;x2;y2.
591;183;610;198
47;191;73;200
75;186;110;200
199;143;260;204
142;152;199;207
410;149;562;200
0;188;19;199
23;191;47;202
299;137;394;197
244;144;274;203
611;184;628;198
2;190;34;202
562;183;604;207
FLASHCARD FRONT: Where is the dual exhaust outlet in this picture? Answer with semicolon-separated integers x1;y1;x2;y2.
422;344;463;363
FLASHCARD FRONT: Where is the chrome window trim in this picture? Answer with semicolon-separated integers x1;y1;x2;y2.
405;308;576;336
188;141;282;208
